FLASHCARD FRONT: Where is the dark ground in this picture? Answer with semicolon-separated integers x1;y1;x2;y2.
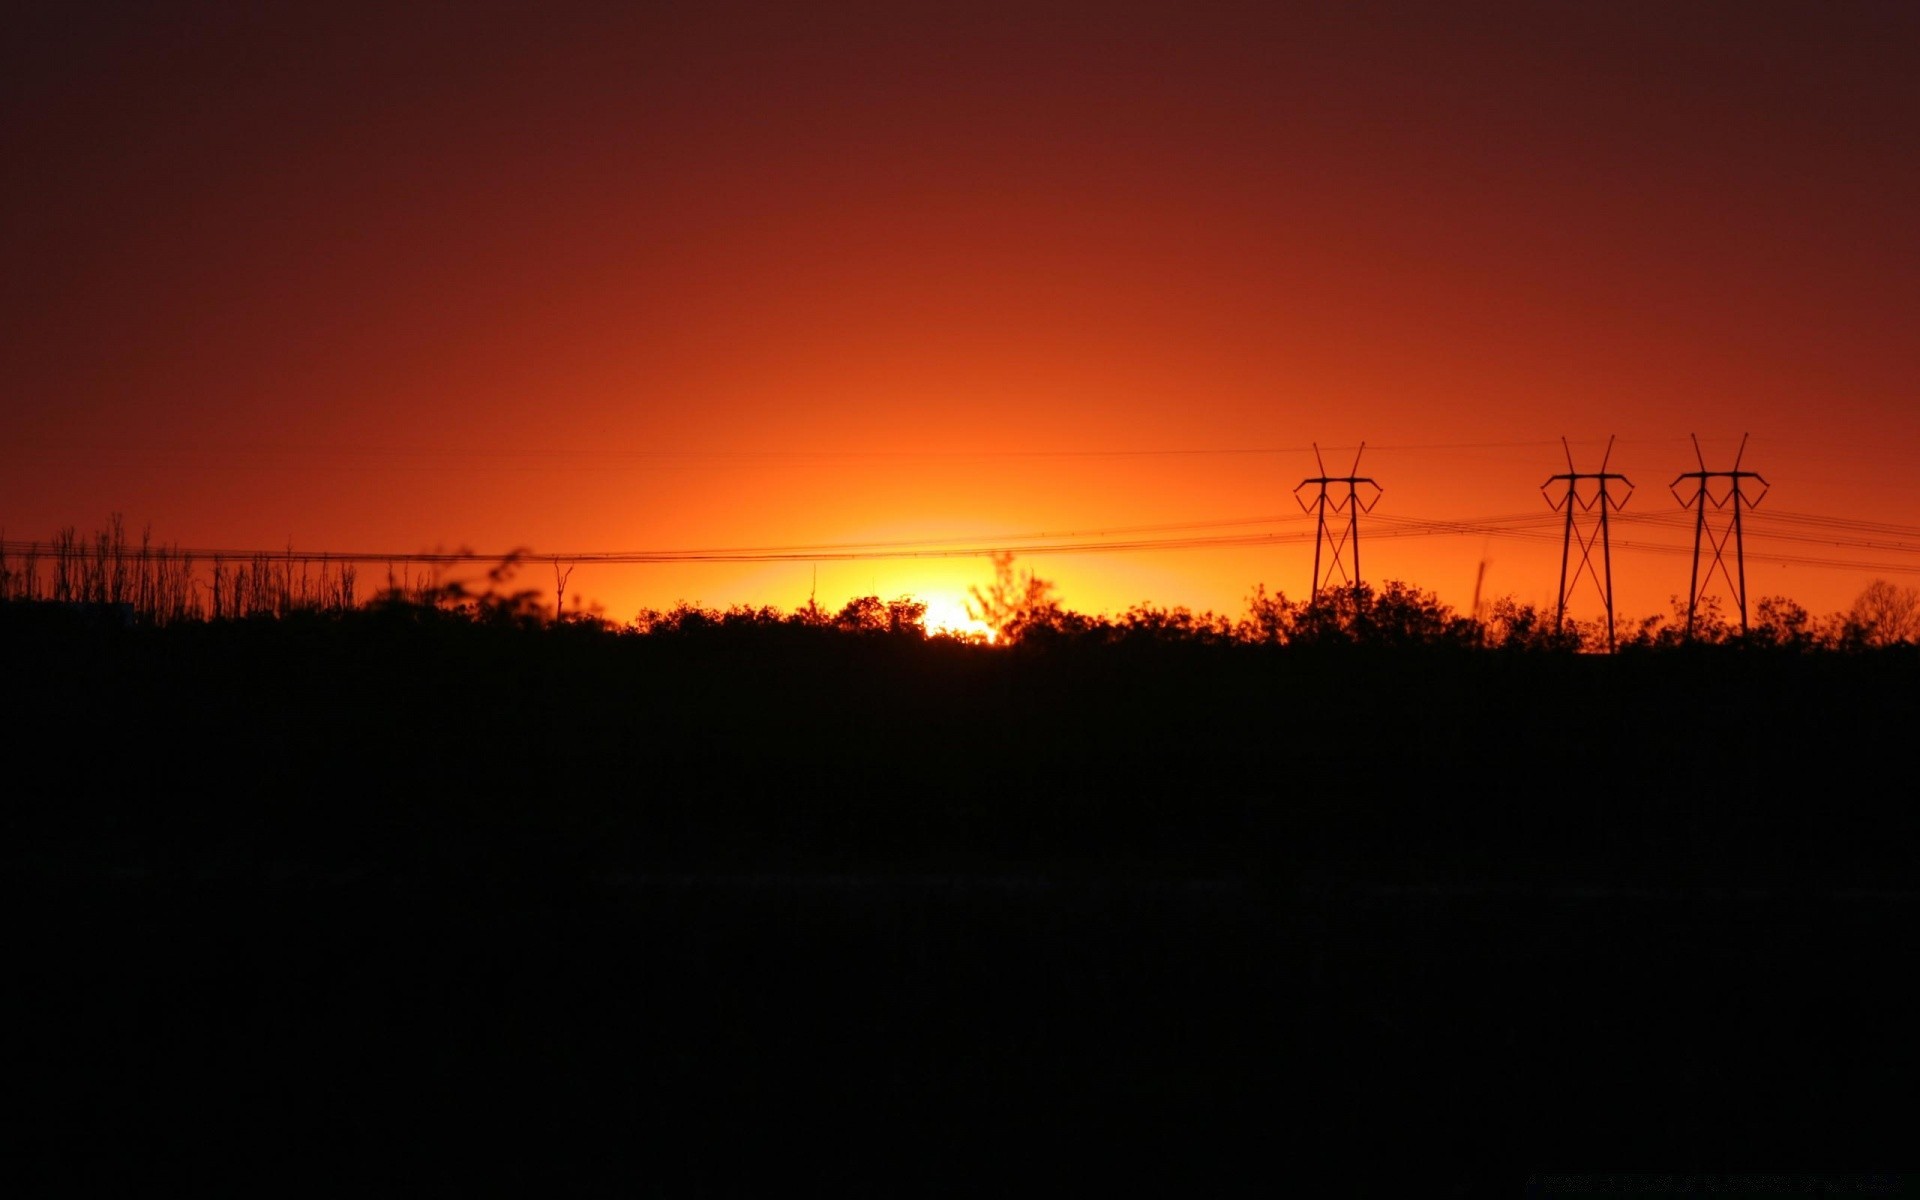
5;614;1916;1192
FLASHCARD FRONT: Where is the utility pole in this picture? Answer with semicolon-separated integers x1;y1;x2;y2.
1543;436;1633;650
1294;442;1381;601
1671;433;1768;639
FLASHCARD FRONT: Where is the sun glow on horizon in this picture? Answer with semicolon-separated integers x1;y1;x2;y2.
921;594;996;642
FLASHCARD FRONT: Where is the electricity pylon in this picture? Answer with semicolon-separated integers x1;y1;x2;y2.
1543;436;1633;650
1670;432;1768;638
1294;442;1381;601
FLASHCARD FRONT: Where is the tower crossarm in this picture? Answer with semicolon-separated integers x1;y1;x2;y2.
1670;469;1769;509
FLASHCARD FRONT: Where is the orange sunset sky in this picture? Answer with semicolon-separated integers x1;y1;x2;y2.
6;1;1917;629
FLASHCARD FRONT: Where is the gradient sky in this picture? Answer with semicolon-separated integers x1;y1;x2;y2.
7;1;1917;628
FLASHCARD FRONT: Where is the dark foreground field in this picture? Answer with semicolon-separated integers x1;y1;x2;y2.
7;613;1916;1192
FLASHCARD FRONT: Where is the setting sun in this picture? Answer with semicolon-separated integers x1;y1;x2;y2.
921;594;995;642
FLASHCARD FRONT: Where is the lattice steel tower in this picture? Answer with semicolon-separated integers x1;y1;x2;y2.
1671;432;1768;638
1543;436;1633;650
1295;442;1381;600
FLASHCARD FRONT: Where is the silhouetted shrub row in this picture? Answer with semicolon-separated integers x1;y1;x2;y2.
627;580;1905;655
7;521;1917;650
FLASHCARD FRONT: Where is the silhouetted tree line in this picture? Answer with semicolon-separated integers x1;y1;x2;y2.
630;556;1915;655
6;520;1919;650
13;530;1917;885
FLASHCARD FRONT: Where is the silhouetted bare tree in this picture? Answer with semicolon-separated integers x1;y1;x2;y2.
966;553;1064;643
1849;579;1920;645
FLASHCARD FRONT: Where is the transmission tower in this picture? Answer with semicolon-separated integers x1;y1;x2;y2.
1671;432;1768;638
1294;442;1381;600
1543;436;1633;650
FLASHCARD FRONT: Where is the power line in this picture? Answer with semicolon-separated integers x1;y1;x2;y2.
8;504;1920;575
7;437;1584;464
